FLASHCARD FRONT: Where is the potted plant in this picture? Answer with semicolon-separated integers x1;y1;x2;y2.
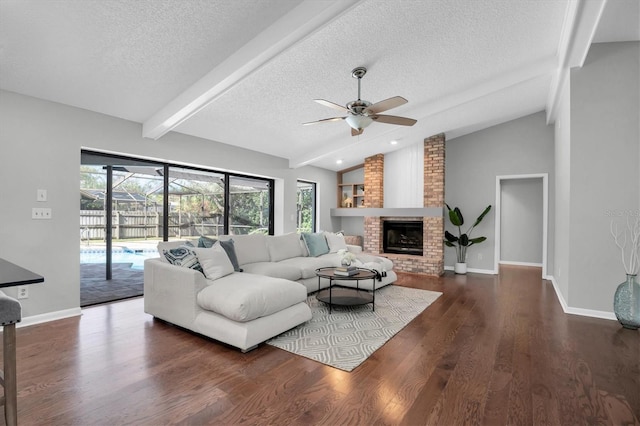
444;204;492;274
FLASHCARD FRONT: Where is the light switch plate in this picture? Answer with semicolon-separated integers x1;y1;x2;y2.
37;189;47;202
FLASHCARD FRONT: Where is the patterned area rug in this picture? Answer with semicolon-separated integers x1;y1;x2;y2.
267;285;442;372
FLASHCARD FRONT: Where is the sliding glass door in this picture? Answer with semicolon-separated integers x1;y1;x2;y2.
167;167;226;241
80;151;274;305
80;154;164;306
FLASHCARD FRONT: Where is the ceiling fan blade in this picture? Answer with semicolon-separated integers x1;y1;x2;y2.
303;116;346;126
314;99;349;112
367;96;408;114
351;127;364;137
371;114;417;126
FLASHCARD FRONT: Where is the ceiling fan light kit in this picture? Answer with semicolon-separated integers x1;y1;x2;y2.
304;66;417;136
345;114;373;131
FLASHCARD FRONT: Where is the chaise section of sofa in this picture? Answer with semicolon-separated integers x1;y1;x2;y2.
144;257;311;352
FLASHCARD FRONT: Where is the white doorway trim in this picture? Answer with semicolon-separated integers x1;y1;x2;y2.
494;173;548;277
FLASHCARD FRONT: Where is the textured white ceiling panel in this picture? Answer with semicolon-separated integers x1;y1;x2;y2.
1;0;637;170
0;0;299;121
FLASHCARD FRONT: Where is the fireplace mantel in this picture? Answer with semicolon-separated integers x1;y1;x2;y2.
330;207;442;217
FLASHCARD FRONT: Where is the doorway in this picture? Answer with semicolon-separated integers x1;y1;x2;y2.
494;174;548;277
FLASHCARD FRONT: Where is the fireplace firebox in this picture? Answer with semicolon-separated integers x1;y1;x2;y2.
383;220;423;256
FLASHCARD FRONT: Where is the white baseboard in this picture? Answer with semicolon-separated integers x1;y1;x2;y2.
499;260;543;267
444;265;496;275
18;307;82;328
547;275;617;321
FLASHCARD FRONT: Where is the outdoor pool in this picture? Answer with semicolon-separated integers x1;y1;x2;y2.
80;248;159;270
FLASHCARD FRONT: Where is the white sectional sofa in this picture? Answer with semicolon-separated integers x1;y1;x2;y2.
144;232;396;352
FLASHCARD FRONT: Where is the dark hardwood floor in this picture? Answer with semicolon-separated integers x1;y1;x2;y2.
4;265;639;425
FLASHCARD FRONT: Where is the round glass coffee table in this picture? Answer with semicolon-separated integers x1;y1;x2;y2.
315;267;377;314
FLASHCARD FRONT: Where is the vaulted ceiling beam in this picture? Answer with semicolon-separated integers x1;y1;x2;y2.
546;0;607;124
142;0;360;140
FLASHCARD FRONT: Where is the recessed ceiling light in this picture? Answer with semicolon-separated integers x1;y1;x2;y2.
390;140;398;145
336;159;343;164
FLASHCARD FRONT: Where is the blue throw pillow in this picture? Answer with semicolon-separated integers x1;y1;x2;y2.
219;239;242;272
301;232;330;257
198;236;217;248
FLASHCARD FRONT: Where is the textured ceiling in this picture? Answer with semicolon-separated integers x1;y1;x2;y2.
1;0;638;171
0;0;300;121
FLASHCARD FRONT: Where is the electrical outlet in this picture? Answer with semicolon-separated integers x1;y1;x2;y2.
478;253;483;260
17;286;28;299
32;207;52;219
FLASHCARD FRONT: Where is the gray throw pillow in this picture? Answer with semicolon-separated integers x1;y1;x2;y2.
301;232;330;257
219;239;242;272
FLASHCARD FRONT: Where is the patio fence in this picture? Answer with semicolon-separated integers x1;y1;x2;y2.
80;210;225;241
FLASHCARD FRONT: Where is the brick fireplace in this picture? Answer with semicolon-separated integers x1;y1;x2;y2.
363;134;445;275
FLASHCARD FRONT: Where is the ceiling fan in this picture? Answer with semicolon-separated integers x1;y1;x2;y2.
303;67;417;136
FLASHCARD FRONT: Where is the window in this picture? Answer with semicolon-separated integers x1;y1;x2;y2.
81;150;274;243
228;176;273;235
296;180;316;233
167;167;226;240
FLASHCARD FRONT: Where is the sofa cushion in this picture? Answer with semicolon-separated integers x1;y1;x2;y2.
218;239;242;272
241;262;302;281
360;261;383;275
324;232;348;253
192;245;234;280
301;232;330;257
279;256;336;279
196;273;307;322
219;234;269;266
266;233;304;262
162;245;203;274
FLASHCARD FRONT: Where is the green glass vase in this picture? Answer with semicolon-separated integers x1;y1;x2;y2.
614;274;640;330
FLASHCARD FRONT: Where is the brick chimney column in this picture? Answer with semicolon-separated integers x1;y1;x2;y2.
423;134;445;275
364;153;384;208
364;154;384;253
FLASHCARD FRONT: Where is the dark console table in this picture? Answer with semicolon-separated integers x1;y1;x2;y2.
0;258;44;426
315;267;377;314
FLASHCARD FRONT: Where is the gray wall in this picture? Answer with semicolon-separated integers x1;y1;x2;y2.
500;178;543;264
445;111;555;271
0;90;337;318
567;41;639;312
